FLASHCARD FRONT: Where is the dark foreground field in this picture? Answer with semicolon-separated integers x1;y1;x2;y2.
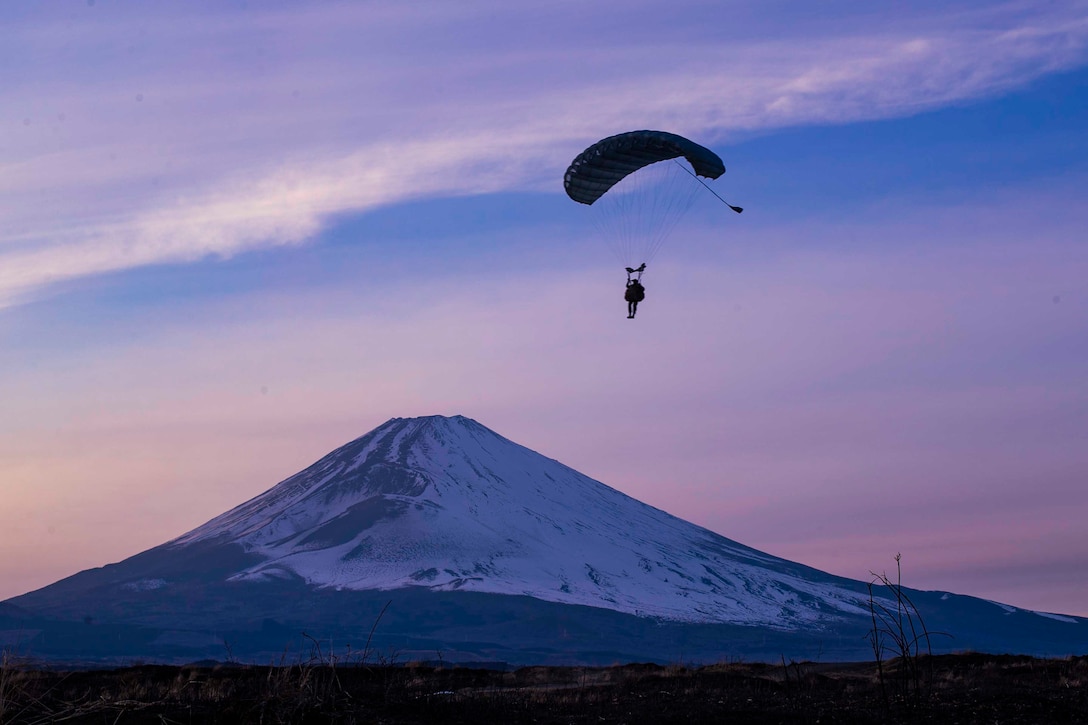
2;653;1086;723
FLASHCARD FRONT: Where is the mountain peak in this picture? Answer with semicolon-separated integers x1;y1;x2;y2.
380;413;476;430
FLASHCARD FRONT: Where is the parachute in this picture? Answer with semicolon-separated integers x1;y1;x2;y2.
564;130;735;271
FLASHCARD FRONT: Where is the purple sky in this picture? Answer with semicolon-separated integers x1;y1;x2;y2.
2;1;1088;616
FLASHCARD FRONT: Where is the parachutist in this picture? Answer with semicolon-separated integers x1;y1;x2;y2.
625;278;645;318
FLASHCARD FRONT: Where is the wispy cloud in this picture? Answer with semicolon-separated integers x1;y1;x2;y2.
2;1;1087;307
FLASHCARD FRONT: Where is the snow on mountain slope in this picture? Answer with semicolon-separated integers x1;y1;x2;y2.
171;415;872;627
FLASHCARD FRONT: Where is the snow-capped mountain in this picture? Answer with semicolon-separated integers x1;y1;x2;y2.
170;414;870;627
6;415;1086;665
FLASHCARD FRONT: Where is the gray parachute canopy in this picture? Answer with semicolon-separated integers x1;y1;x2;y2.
564;130;725;205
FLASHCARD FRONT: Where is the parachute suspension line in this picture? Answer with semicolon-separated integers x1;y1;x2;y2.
591;160;703;269
672;160;743;214
643;161;702;263
593;167;644;267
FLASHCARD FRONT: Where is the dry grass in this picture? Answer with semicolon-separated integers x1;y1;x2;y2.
0;651;1085;723
0;651;10;722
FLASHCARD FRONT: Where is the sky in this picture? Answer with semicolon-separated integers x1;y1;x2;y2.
2;1;1087;617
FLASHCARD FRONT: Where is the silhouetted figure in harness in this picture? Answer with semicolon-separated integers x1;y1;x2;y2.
624;264;646;319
